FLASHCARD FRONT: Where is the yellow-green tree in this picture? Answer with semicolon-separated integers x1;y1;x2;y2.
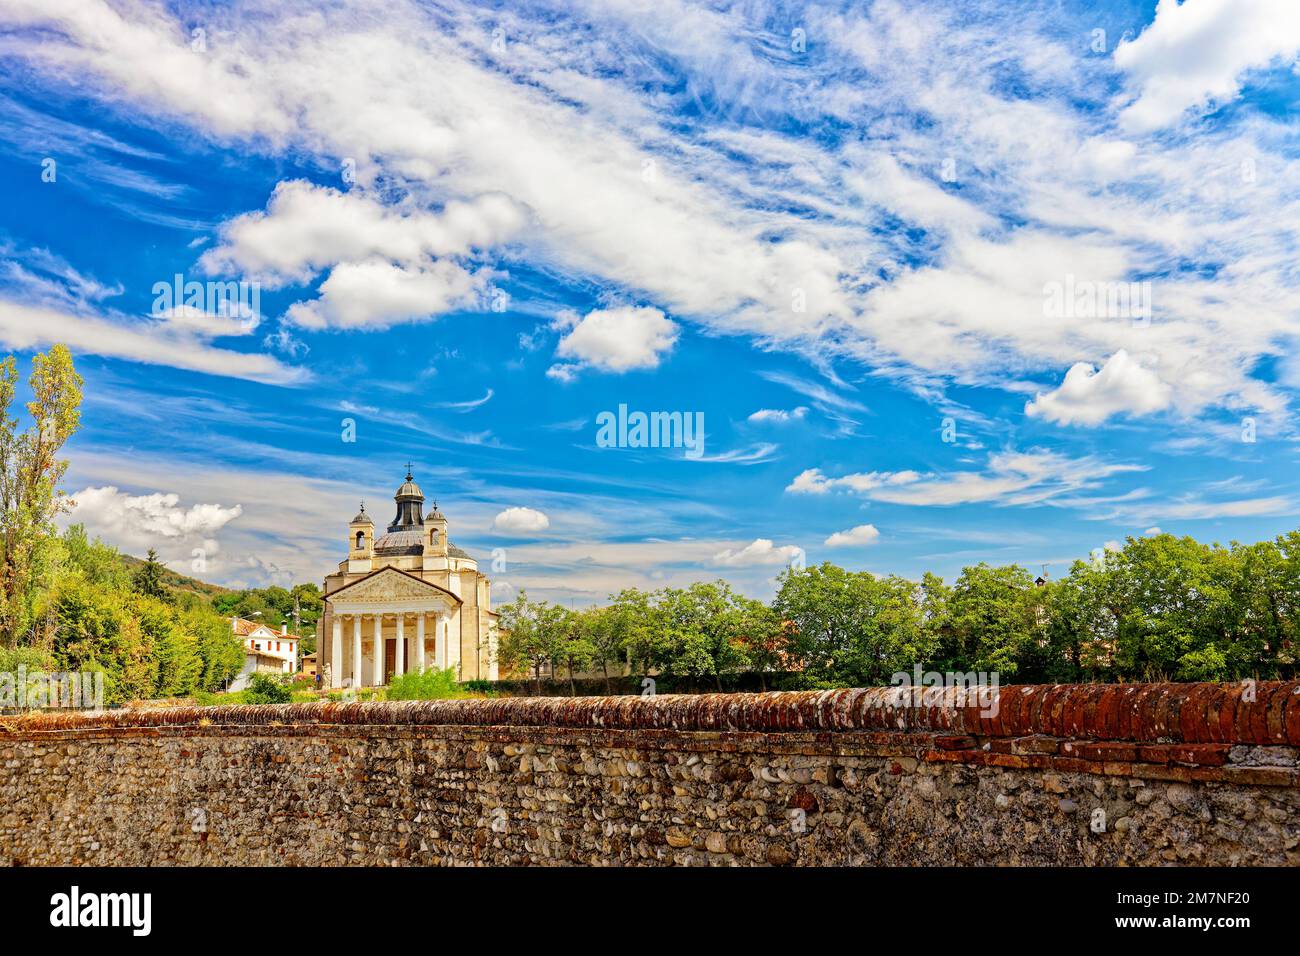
0;344;83;645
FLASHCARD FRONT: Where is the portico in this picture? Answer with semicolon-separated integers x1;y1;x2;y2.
324;566;462;688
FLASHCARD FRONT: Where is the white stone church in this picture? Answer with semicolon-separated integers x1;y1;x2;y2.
318;470;499;688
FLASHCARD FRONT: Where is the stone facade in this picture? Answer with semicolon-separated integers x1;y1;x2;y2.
1;683;1298;866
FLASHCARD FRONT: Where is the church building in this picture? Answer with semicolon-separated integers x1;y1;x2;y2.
318;470;498;688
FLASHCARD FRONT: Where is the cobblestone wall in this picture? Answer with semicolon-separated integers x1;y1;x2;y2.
2;683;1298;865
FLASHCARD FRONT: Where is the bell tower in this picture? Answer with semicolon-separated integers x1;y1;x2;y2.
423;499;448;562
348;503;374;572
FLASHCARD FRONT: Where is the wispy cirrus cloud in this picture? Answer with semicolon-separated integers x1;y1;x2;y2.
6;0;1300;597
789;449;1147;509
7;0;1300;434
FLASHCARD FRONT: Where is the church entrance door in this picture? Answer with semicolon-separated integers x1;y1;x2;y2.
384;639;396;684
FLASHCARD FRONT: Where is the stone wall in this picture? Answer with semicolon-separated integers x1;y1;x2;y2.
2;682;1299;866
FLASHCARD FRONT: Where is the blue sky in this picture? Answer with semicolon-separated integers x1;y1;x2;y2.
1;0;1299;603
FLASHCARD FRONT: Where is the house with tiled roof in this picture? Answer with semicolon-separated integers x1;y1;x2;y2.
228;616;299;690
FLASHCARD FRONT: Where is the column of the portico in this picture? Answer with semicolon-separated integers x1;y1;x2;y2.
331;616;343;688
415;614;426;673
446;614;460;672
351;615;362;689
372;614;384;686
436;613;447;669
394;614;405;678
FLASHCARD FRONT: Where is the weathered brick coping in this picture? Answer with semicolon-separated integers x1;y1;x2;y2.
4;681;1300;745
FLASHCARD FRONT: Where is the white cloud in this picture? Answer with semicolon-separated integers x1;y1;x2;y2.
748;406;808;424
197;181;525;330
0;299;308;385
690;443;778;465
1143;526;1162;536
1025;350;1173;426
264;326;309;357
1115;0;1300;132
66;485;243;567
1082;492;1294;524
285;258;487;330
789;449;1146;508
8;0;1300;434
200;180;526;286
824;524;880;547
493;506;551;533
711;538;803;568
551;306;678;377
786;468;922;495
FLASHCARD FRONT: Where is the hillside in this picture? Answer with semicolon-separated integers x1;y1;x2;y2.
118;552;231;601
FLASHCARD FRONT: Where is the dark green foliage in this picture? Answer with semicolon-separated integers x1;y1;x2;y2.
773;563;934;688
244;673;293;704
131;548;168;600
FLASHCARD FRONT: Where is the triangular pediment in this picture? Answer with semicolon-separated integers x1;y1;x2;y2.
327;566;462;606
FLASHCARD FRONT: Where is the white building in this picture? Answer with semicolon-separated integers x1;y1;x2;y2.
319;470;499;688
228;617;299;690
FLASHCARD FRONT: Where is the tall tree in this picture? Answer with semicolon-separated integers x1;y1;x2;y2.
0;345;83;645
497;590;570;692
655;582;753;690
576;604;629;693
774;562;933;688
132;549;169;600
937;563;1038;676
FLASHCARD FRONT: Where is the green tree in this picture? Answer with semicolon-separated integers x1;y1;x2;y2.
555;607;592;695
0;344;83;645
575;604;628;693
654;582;753;689
61;524;130;589
138;595;201;697
936;563;1038;677
730;597;786;689
609;587;663;676
774;563;933;688
132;549;169;600
245;672;292;704
497;590;571;692
185;605;247;690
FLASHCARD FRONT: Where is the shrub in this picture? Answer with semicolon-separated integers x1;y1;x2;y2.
244;673;293;704
385;667;464;700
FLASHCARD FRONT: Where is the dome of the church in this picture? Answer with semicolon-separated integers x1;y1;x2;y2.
396;470;423;500
372;529;474;561
389;468;427;531
374;529;424;556
351;505;373;525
